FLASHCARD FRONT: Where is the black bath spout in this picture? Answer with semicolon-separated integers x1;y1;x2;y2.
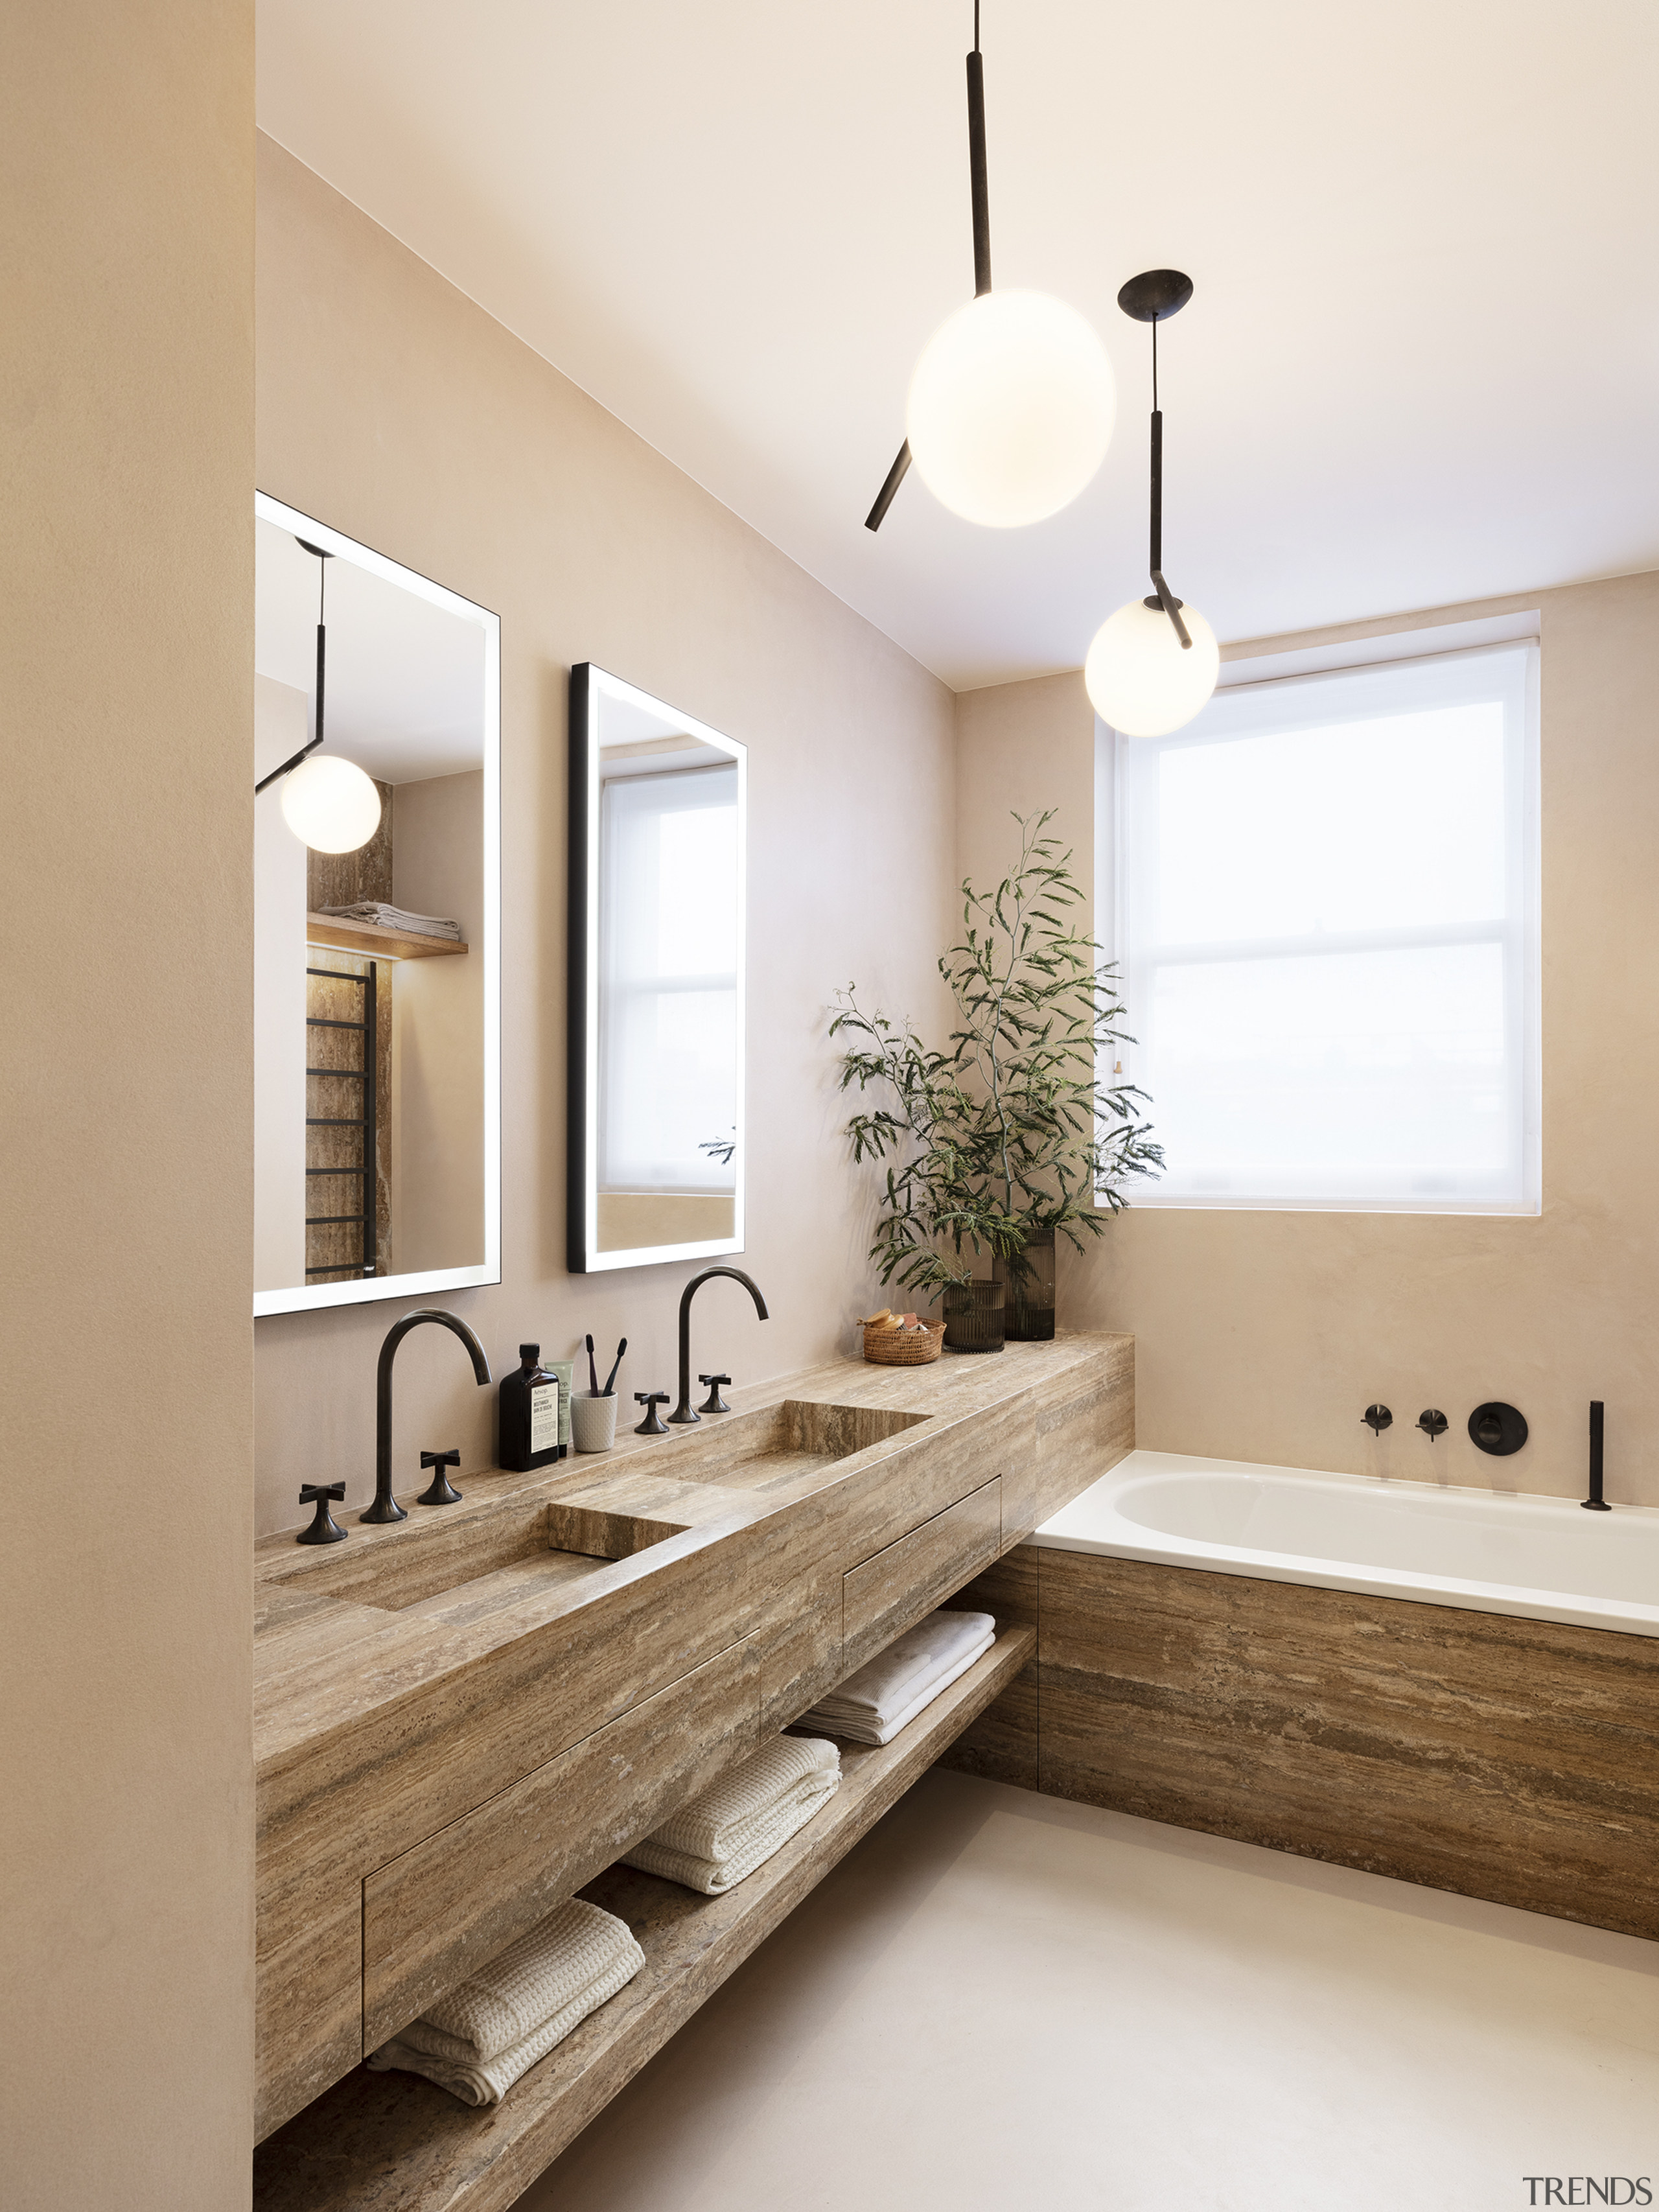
364;1308;493;1524
669;1266;769;1425
1582;1399;1611;1511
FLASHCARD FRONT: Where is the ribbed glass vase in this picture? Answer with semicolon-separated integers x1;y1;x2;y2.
993;1232;1056;1342
942;1278;1005;1354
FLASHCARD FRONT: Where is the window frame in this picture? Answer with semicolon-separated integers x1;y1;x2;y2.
1098;631;1542;1217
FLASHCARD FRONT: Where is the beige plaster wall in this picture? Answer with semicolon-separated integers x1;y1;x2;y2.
252;137;957;1537
0;5;256;2206
958;575;1659;1509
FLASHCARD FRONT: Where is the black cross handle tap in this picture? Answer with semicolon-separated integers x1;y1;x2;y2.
634;1392;671;1438
418;1448;463;1508
296;1482;347;1547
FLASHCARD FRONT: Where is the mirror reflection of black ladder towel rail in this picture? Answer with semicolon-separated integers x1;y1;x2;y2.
304;962;377;1281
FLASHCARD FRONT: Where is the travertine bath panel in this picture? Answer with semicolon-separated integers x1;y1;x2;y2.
970;1547;1659;1942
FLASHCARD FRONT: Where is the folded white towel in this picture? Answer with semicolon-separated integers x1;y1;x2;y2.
623;1738;841;1894
796;1611;997;1746
366;1940;642;2107
320;900;463;940
365;1896;643;2106
642;1736;839;1865
837;1626;995;1744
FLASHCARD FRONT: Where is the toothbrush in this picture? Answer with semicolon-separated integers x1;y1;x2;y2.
585;1333;599;1396
601;1338;627;1397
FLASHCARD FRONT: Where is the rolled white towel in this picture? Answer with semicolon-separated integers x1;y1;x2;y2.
623;1737;841;1894
796;1611;997;1747
365;1896;643;2107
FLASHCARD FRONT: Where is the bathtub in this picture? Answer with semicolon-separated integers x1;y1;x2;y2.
1009;1447;1659;1942
1034;1449;1659;1638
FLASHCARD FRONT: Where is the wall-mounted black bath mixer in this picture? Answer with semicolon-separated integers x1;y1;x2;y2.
1583;1400;1610;1511
1468;1403;1527;1456
1417;1409;1448;1442
1362;1404;1393;1435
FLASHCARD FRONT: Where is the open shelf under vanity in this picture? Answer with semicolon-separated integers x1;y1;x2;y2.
253;1624;1033;2212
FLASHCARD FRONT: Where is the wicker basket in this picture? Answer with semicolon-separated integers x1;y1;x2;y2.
861;1318;946;1366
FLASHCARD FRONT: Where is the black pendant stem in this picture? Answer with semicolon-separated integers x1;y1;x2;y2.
966;49;991;297
255;540;332;793
1141;307;1190;649
864;441;913;532
866;7;992;533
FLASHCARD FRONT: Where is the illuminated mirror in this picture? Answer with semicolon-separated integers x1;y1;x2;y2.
253;492;500;1314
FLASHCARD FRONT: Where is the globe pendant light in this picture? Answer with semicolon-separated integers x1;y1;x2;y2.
864;6;1115;533
253;539;383;854
1084;271;1220;738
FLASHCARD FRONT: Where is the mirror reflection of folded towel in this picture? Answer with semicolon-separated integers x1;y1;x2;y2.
623;1735;841;1895
320;900;463;941
795;1610;996;1747
365;1896;642;2106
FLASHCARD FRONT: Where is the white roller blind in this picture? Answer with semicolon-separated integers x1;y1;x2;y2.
1109;641;1540;1213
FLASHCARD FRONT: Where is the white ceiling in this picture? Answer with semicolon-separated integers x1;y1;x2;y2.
255;518;484;782
257;1;1659;692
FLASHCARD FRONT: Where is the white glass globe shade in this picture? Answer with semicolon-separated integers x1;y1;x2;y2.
1084;597;1220;737
905;290;1116;528
279;754;382;854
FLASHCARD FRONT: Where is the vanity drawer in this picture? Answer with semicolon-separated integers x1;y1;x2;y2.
362;1635;760;2049
842;1476;1002;1675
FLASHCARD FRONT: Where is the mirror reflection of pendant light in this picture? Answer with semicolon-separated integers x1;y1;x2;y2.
865;5;1115;533
253;539;383;854
1084;272;1220;737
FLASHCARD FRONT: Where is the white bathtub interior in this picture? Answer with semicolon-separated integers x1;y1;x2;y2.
1035;1450;1659;1637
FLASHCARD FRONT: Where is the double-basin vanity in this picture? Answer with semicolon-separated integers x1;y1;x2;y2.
253;1331;1133;2207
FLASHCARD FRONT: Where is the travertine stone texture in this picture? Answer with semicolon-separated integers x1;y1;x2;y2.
934;1549;1041;1790
1037;1548;1659;1942
362;1638;761;2047
253;1337;1131;2137
252;1630;1034;2212
842;1478;1003;1671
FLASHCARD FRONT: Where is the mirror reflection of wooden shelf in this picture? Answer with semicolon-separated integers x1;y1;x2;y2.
305;913;469;962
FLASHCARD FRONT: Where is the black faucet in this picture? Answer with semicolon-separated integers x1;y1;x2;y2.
1583;1399;1610;1511
669;1266;769;1425
363;1308;493;1524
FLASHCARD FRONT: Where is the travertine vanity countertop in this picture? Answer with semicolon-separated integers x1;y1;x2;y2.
253;1332;1129;1776
253;1329;1133;2139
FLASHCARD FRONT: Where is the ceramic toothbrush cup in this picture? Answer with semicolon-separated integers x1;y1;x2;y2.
572;1391;618;1454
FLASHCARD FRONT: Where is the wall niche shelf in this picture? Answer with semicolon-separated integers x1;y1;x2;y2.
305;913;469;962
252;1624;1033;2212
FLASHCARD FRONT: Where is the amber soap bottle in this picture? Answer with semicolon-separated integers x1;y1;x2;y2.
498;1343;564;1471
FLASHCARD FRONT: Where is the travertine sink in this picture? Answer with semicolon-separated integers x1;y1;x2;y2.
273;1495;691;1616
264;1403;929;1624
644;1399;929;1493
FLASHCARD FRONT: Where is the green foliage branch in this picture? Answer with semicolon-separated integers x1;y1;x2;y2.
831;812;1163;1298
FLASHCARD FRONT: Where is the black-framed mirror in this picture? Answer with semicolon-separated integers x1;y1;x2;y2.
567;665;746;1273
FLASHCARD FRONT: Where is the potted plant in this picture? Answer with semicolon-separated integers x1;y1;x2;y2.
832;812;1161;1346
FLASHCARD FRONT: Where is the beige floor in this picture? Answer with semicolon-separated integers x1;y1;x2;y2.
515;1771;1659;2212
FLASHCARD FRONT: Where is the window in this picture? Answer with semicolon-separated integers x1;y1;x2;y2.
597;763;739;1194
1105;638;1540;1213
